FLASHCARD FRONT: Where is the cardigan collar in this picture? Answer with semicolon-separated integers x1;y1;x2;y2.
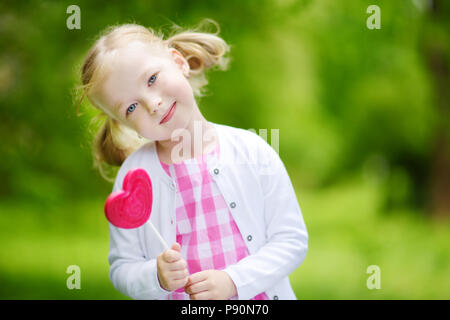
145;121;230;187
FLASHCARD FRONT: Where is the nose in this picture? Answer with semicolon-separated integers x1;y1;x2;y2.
142;95;162;114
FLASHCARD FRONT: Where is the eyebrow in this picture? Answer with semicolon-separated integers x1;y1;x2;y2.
113;66;158;113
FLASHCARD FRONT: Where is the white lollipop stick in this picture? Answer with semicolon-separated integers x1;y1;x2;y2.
146;220;169;250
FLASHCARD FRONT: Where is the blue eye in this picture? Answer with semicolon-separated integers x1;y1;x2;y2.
127;103;137;115
148;74;157;86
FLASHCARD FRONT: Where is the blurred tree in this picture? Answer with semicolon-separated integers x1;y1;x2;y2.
420;0;450;218
0;0;447;219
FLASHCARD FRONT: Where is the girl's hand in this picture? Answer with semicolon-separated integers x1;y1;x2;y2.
157;242;189;292
184;269;237;300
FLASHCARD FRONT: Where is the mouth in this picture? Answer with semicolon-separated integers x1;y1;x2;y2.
160;101;176;124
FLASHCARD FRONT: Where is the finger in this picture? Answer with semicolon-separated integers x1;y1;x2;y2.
188;270;209;284
172;268;189;280
190;290;211;300
184;276;193;288
173;277;188;289
163;249;181;263
168;259;187;271
185;279;209;295
171;242;181;252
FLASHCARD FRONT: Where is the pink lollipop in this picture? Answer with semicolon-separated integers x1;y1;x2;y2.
104;168;168;249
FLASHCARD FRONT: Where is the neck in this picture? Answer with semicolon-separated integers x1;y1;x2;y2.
156;102;217;162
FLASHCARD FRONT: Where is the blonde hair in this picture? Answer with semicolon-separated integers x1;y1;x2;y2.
74;19;231;182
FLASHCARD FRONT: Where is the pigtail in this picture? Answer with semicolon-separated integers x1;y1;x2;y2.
165;18;231;97
91;114;146;182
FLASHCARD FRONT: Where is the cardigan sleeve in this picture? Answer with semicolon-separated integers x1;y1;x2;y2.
107;165;172;300
223;135;309;300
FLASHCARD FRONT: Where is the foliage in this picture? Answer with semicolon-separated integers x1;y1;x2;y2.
0;0;448;299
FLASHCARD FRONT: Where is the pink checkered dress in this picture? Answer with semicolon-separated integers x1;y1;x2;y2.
159;143;269;300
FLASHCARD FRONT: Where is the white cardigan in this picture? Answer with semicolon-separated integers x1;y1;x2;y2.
108;121;309;300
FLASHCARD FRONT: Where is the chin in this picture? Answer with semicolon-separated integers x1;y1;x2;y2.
172;112;190;129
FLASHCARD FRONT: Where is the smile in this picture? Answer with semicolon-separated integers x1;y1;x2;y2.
160;101;176;124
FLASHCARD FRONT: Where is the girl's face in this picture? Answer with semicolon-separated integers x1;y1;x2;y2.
92;41;195;142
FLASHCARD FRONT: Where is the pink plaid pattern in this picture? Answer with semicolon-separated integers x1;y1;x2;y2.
160;143;269;300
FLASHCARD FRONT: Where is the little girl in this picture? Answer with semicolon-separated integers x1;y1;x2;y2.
76;19;308;300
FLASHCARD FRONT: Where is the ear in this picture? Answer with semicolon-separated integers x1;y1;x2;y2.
169;48;190;77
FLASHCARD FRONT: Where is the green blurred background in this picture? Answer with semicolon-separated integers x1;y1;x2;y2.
0;0;449;299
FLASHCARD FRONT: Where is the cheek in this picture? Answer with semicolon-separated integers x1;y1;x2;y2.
163;75;194;101
133;113;153;132
131;113;166;141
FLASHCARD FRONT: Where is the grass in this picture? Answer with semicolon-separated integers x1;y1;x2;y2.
0;172;448;299
290;173;450;300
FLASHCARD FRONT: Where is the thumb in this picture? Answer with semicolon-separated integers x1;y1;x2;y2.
171;242;181;252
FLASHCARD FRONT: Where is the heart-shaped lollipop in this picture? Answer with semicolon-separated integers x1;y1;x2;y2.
104;168;169;249
105;168;153;229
